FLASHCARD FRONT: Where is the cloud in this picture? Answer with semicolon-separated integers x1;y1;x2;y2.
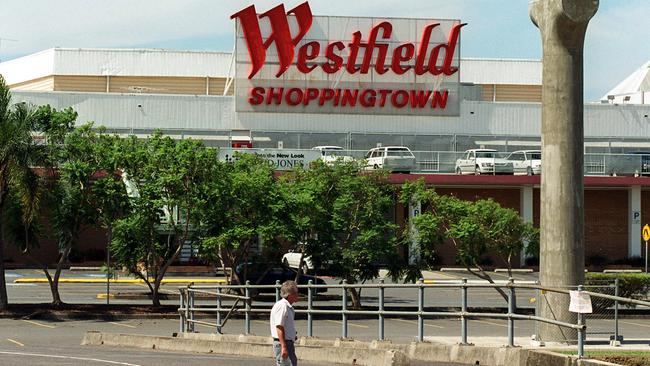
0;0;647;101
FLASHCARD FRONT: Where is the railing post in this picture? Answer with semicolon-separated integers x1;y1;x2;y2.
308;279;313;337
507;277;515;347
188;284;195;333
179;288;185;333
418;278;424;342
461;278;468;345
577;285;585;358
614;278;620;345
275;280;281;302
245;280;251;335
342;279;348;339
379;279;385;341
216;284;223;334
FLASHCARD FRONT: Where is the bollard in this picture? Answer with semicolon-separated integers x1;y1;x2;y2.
418;278;424;342
461;278;468;344
188;285;195;333
577;285;585;358
379;279;385;341
216;284;223;334
308;280;313;337
245;280;251;335
342;279;348;339
507;277;515;347
275;280;281;303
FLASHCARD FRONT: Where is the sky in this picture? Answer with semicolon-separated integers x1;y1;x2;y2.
0;0;648;102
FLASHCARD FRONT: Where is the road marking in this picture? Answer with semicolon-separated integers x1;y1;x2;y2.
0;351;142;365
620;320;650;328
471;319;512;328
108;321;137;328
21;319;56;329
325;320;369;328
6;339;24;347
390;318;445;329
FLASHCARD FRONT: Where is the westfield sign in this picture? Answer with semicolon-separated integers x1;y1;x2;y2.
231;2;465;116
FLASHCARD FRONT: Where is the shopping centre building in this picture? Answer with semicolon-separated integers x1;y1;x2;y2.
1;3;650;266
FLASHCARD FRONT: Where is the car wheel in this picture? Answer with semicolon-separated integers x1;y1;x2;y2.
283;258;290;267
373;164;379;170
527;167;533;176
474;166;481;175
455;167;462;175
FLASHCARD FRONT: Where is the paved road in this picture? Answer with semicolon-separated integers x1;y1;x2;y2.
0;318;468;365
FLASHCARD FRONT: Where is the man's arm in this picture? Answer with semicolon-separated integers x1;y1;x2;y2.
276;325;288;359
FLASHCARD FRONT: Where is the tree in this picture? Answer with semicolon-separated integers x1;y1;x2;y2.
198;152;286;286
110;133;217;306
284;160;398;308
0;76;40;310
399;179;539;302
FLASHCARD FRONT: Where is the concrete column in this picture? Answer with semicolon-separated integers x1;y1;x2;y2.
520;185;534;266
530;0;598;342
629;185;642;257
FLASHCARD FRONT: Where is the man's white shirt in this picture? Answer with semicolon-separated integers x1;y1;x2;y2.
270;298;296;340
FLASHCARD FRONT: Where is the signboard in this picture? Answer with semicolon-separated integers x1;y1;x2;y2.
569;291;593;314
643;224;650;242
219;148;320;170
231;2;464;116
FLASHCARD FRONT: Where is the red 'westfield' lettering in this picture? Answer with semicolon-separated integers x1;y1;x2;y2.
231;2;466;79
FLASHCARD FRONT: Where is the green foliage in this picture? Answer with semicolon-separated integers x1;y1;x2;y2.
586;273;650;310
398;179;539;283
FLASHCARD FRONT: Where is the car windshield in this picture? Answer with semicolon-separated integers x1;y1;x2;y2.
529;153;541;160
387;148;413;157
323;148;343;156
476;152;496;158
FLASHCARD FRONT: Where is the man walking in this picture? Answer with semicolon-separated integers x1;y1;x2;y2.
270;280;299;366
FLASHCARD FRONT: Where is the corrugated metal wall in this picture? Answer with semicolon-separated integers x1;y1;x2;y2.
9;76;54;91
10;91;650;139
49;75;231;95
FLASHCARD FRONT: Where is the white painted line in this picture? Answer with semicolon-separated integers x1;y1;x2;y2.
6;339;24;347
108;322;137;329
325;320;369;329
390;318;445;329
21;320;55;329
471;319;513;328
620;320;650;328
0;351;142;365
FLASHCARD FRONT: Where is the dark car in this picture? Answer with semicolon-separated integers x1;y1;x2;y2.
234;262;327;294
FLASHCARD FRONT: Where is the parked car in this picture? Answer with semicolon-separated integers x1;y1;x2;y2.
364;146;416;173
312;146;354;165
455;149;513;175
282;250;313;272
507;150;542;175
234;262;327;294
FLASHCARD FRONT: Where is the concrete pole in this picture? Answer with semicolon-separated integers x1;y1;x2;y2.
529;0;598;342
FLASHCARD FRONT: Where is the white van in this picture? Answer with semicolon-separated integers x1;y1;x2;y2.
312;146;354;165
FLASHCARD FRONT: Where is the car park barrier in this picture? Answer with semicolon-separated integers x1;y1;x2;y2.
176;278;650;358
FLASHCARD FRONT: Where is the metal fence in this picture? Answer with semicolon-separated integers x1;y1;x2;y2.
174;279;650;358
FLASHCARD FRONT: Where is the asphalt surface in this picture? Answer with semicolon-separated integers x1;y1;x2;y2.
0;318;468;365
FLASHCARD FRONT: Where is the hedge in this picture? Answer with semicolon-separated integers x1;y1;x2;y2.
585;273;650;310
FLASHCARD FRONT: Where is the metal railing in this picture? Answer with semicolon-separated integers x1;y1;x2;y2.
176;278;650;358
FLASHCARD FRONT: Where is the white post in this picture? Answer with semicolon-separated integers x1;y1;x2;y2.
409;199;421;265
520;185;534;266
629;185;642;257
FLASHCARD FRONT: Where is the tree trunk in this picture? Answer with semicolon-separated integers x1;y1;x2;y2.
0;184;8;311
348;287;363;309
0;229;7;311
49;244;72;307
152;280;161;307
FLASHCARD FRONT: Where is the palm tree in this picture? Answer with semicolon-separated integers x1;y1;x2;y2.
0;75;38;310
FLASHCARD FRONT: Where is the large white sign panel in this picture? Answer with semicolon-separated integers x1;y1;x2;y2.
232;2;463;117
